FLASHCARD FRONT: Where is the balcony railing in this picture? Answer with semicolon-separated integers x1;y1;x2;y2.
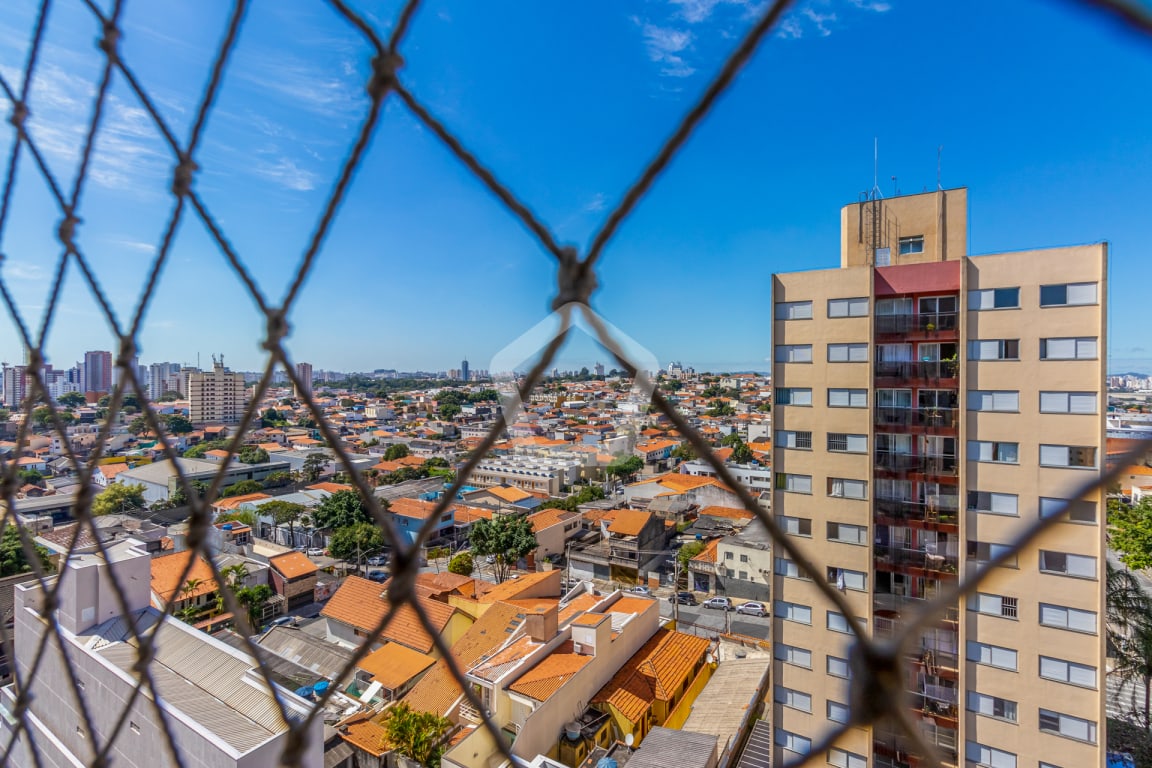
874;593;960;623
874;406;957;428
874;360;959;380
874;312;959;335
874;450;958;475
874;497;960;525
875;544;959;576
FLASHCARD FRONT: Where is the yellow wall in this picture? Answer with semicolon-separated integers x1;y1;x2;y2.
664;662;715;730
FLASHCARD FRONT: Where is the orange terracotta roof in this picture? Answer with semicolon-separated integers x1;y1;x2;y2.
214;492;271;510
321;576;460;654
268;551;318;580
698;505;754;521
607;510;652;537
571;612;609;628
340;714;390;757
480;570;560;604
205;449;231;459
356;642;435;690
484;485;534;503
690;538;719;564
606;595;656;616
470;635;535;682
307;482;353;494
150;551;217;605
559;593;603;625
527;507;576;532
712;447;734;462
391;497;443;520
453;504;493;524
636;439;679;453
98;463;132;479
592;628;710;724
413;571;477;597
748;441;772;453
629;473;717;492
508;640;591;701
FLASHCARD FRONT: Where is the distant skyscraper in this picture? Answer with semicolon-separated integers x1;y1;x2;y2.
295;362;313;400
1;363;28;407
83;350;112;395
461;359;470;383
594;362;605;377
188;357;248;425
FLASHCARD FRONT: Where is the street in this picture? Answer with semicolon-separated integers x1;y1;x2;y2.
658;600;771;641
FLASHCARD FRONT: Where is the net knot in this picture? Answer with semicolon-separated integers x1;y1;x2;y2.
368;52;403;100
279;729;307;768
552;247;595;310
8;101;28;135
387;552;416;605
171;155;198;197
57;210;81;251
39;590;58;616
848;639;903;726
263;308;289;351
116;337;138;371
132;642;154;675
98;21;121;63
24;347;43;375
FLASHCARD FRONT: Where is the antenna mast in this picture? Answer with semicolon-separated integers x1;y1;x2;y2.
937;145;943;190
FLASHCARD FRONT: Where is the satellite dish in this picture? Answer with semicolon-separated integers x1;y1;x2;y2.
625;733;634;747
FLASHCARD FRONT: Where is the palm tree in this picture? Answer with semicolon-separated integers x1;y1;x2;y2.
1108;561;1152;728
221;563;250;589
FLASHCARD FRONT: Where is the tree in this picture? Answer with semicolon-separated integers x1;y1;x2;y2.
168;479;210;507
302;451;328;482
58;391;86;407
383;443;410;461
215;509;257;527
263;500;306;547
437;403;461;421
220;479;264;498
0;526;52;577
448;551;474;576
17;469;43;487
469;515;537;584
237;446;270;465
184;439;229;458
384;702;452;768
163;414;194;434
262;471;292;489
1109;562;1152;729
234;584;273;628
328;522;385;570
313;489;373;530
32;406;73;429
671;444;696;462
1111;498;1152;571
261;407;282;427
127;415;150;435
92;483;146;516
339;398;355;408
158;390;182;402
706;401;736;417
720;431;743;447
221;563;250;589
730;440;754;465
678;540;705;572
606;455;643;481
538;484;606;512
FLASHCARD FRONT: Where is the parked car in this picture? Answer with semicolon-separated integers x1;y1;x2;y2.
485;555;496;563
735;600;768;617
630;585;651;595
267;616;297;629
366;555;387;566
367;570;388;583
669;592;697;605
703;596;733;611
306;548;325;557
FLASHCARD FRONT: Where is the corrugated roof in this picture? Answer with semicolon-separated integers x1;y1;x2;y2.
627;726;718;768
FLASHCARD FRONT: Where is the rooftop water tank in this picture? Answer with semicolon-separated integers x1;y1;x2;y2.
313;680;330;695
564;722;581;741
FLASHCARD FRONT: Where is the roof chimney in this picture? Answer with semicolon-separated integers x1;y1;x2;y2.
525;603;559;644
571;612;611;656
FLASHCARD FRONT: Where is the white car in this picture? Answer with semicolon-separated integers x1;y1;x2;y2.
630;585;651;595
306;548;325;557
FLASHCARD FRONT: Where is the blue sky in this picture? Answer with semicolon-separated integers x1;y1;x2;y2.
0;0;1150;376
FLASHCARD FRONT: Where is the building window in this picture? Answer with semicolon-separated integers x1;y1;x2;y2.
775;344;813;364
1040;282;1097;307
775;473;812;494
1039;445;1096;469
827;343;869;362
827;700;850;723
1039;709;1097;744
739;553;749;563
967;390;1019;412
738;570;748;580
775;300;813;320
968;440;1018;464
969;287;1020;310
967;641;1018;671
969;593;1018;619
827;748;867;768
1040;337;1097;360
968;491;1018;516
774;559;809;582
776;430;812;450
774;387;812;406
1039;603;1096;634
827;522;867;545
827;433;866;453
827;297;869;318
1039;497;1097;524
724;551;734;561
774;643;812;669
827;611;864;634
967;540;1018;567
1039;391;1098;414
774;728;811;755
827;478;867;500
779;515;812;536
827;567;866;591
774;599;812;624
898;235;924;255
1038;551;1096;579
1039;656;1096;687
827;655;851;679
774;686;812;713
968;691;1018;722
965;742;1016;768
828;388;867;408
969;339;1020;361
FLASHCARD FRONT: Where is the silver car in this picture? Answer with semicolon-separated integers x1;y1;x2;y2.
735;600;767;617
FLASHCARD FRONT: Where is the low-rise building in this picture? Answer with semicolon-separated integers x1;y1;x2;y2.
267;550;319;610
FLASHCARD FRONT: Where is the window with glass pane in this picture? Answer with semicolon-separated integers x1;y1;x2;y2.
775;473;812;493
1039;497;1097;523
779;516;812;536
899;236;925;255
827;701;850;723
1040;282;1097;307
968;691;1018;721
828;388;867;407
1040;391;1098;414
965;742;1017;768
1039;550;1096;578
774;387;812;406
919;295;957;313
969;440;1019;463
775;729;811;754
827;297;868;318
1040;337;1097;360
876;298;912;315
968;390;1019;411
774;686;812;713
828;748;867;768
1039;444;1096;468
967;541;1018;567
827;522;867;544
967;641;1018;670
969;287;1020;310
1039;656;1096;687
774;643;812;668
969;338;1020;360
968;491;1018;516
828;478;867;500
775;300;813;320
827;432;866;453
828;343;868;362
1039;709;1096;743
827;655;851;678
919;388;958;409
776;430;812;449
876;342;913;362
774;344;813;363
1039;603;1096;633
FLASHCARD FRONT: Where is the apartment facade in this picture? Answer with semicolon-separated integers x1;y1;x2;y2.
770;188;1106;768
188;358;249;425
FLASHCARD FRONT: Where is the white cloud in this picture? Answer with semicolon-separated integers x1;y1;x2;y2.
847;0;892;11
1;261;44;281
639;22;696;78
249;156;317;192
584;193;607;213
235;53;362;121
802;8;837;36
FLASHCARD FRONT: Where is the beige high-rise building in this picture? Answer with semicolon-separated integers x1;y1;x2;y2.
188;357;249;426
770;188;1105;768
294;361;313;400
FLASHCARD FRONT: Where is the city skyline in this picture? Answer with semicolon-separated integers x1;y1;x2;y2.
0;1;1150;373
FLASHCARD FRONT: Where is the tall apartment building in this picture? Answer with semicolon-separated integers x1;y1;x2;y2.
770;188;1105;768
83;349;112;395
294;361;313;399
1;363;28;407
188;357;249;425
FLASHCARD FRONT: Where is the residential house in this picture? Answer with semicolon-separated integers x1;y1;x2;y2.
267;551;319;610
150;550;219;621
351;641;436;703
527;507;584;564
388;497;456;546
622;473;743;510
569;509;667;585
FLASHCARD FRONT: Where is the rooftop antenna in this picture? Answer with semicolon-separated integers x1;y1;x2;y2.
872;137;882;198
937;145;943;190
891;175;898;198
